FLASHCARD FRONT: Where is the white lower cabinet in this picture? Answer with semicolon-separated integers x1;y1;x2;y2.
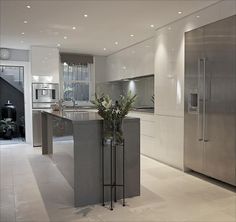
128;111;156;157
128;111;184;170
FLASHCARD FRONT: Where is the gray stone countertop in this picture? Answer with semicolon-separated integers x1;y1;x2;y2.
42;110;139;123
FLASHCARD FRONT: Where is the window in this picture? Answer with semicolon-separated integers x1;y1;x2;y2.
62;63;92;102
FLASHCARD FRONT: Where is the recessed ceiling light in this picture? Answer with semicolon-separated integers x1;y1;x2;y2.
103;48;107;51
24;20;28;24
196;15;200;18
178;11;182;14
64;36;67;40
130;34;134;37
84;14;88;18
150;24;155;28
57;43;61;47
115;41;118;45
26;5;31;9
21;32;25;35
72;26;76;30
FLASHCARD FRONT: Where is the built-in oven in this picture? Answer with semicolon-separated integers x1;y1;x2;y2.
32;83;59;109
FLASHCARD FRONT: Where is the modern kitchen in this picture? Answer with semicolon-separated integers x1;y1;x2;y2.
0;0;235;222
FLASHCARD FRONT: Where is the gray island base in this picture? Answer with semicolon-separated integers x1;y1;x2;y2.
41;111;140;207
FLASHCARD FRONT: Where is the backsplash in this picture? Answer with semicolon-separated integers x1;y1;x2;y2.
96;75;154;108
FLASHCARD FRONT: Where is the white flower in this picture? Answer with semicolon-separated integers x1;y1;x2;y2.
102;100;112;109
116;109;120;114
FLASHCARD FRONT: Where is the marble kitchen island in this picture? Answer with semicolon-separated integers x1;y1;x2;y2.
41;110;140;207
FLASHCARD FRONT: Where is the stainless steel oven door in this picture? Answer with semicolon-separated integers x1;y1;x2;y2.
32;83;59;103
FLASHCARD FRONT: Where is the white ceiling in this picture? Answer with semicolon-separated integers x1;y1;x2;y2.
0;0;218;56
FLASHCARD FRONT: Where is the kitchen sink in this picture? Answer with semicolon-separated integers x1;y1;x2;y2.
63;110;88;113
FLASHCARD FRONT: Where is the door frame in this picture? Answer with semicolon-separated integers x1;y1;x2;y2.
0;60;32;144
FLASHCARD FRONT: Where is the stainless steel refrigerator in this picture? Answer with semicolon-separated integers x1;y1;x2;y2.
184;15;236;186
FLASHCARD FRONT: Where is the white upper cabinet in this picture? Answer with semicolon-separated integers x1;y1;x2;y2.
31;46;59;83
106;38;155;82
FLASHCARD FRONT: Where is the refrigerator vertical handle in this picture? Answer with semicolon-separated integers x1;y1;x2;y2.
197;58;203;141
203;58;208;142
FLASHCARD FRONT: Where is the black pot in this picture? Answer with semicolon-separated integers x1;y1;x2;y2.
1;101;16;121
3;128;13;140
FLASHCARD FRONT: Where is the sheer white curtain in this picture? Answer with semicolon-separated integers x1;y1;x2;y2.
62;63;92;103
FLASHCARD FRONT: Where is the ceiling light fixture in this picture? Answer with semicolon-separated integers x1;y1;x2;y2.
115;41;118;45
21;32;25;35
64;36;67;40
178;11;182;14
26;5;31;9
196;15;200;18
72;26;76;30
84;14;88;18
103;48;107;51
130;34;134;37
57;43;61;47
150;24;155;28
24;20;28;24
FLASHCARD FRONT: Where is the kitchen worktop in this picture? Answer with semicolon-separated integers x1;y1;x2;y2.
42;110;102;122
42;110;140;122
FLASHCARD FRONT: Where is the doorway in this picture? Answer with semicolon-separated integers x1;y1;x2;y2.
0;65;25;145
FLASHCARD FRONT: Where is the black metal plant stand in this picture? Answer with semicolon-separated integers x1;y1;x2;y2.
102;138;125;210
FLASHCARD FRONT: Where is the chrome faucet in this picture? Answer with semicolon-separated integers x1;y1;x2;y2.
71;98;76;109
59;99;65;111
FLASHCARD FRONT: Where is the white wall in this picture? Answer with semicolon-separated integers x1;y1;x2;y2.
104;0;236;170
0;60;32;144
94;56;107;83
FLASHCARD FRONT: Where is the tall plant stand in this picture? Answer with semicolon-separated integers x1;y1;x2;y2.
102;138;125;211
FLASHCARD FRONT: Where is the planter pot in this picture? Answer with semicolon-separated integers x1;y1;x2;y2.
103;119;123;145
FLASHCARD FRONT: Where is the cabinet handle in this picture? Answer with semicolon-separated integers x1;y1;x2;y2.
198;58;203;141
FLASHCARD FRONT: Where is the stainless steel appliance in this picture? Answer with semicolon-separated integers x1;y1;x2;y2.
32;83;59;109
32;83;59;146
184;15;236;186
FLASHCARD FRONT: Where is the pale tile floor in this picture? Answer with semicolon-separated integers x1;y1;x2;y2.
0;143;235;222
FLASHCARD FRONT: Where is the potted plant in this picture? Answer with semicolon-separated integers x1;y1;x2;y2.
0;119;17;139
91;92;136;144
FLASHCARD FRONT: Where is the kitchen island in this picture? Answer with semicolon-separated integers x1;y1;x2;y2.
41;110;140;207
